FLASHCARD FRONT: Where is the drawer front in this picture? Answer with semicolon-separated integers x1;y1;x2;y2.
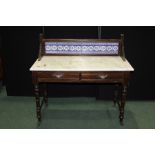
81;72;123;80
37;71;79;80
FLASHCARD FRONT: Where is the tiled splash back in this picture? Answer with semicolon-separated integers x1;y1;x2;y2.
45;42;119;55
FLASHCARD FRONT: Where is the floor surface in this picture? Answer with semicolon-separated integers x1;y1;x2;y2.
0;87;155;129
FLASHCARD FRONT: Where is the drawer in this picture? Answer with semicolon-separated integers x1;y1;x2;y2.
81;72;123;80
37;71;80;80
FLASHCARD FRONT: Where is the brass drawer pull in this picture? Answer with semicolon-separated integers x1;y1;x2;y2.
98;74;108;79
53;72;64;78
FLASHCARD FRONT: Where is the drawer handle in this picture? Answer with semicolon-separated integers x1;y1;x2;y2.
98;74;108;79
53;72;64;78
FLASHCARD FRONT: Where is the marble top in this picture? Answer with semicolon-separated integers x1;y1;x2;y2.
30;56;134;71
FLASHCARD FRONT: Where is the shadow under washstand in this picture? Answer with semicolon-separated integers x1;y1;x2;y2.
37;108;138;129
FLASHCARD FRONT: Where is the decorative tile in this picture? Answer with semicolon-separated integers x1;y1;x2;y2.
45;42;119;55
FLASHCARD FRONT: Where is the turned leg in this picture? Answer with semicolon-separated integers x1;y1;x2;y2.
119;84;127;125
43;83;48;106
113;84;119;106
34;84;41;122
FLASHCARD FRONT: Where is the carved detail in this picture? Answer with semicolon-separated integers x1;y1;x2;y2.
120;34;126;61
34;84;41;121
113;84;119;106
38;33;44;61
119;85;127;125
43;83;48;106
